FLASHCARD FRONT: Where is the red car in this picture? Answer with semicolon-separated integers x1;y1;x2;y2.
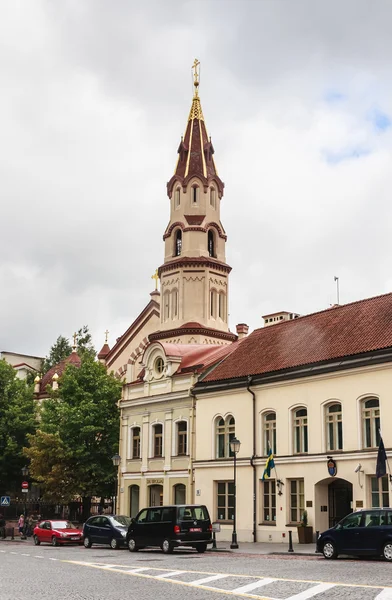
33;520;83;546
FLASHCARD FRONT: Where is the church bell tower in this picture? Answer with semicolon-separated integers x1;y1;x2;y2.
152;60;236;345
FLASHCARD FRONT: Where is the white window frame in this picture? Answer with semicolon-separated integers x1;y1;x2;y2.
325;402;343;451
289;478;305;524
149;421;164;458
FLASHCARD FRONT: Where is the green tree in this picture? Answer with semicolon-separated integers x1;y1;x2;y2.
25;356;121;512
0;360;37;493
42;326;96;373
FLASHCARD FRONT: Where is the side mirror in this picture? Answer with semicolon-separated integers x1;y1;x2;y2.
131;518;136;524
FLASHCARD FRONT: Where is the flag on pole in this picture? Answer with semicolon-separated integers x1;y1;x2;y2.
376;436;387;478
262;448;275;480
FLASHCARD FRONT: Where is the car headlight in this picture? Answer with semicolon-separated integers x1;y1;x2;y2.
121;531;127;537
60;533;67;538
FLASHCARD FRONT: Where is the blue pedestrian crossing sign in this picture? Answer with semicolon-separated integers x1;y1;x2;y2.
0;496;10;506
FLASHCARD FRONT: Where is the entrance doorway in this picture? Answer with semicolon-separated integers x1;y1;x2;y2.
129;485;140;518
149;485;163;507
328;480;353;528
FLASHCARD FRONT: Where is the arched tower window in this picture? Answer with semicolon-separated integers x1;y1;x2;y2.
175;188;181;208
218;292;225;320
192;185;199;203
174;229;182;256
171;289;178;318
210;289;217;318
163;291;170;321
210;187;216;208
208;230;215;257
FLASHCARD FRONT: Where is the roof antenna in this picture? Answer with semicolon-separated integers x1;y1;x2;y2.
334;276;340;305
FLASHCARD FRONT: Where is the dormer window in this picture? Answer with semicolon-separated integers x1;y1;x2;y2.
192;185;198;203
174;229;182;256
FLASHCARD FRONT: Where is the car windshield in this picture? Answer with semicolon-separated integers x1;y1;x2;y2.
51;521;75;529
110;516;132;527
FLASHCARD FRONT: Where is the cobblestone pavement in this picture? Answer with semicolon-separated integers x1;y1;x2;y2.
1;544;392;600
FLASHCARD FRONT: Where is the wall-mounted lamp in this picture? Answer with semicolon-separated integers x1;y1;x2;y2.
355;463;364;488
277;479;284;496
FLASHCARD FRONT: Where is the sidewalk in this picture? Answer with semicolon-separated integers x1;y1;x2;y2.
0;537;319;556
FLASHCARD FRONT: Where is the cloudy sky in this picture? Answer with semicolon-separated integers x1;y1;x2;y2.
1;0;392;358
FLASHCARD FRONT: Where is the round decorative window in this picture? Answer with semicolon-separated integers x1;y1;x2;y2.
154;357;165;375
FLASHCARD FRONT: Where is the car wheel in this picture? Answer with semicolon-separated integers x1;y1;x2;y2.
33;535;40;546
322;540;338;559
51;536;59;547
128;538;138;552
383;542;392;561
83;536;92;548
162;539;173;554
196;544;207;553
110;537;119;550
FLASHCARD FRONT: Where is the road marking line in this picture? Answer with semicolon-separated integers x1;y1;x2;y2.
10;552;18;555
155;570;184;579
0;550;5;553
34;556;44;558
191;574;228;585
123;567;151;573
375;590;392;600
286;583;336;600
49;558;57;561
21;553;30;556
232;578;276;593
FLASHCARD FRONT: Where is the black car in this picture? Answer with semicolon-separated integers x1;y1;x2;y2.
317;508;392;561
126;504;213;554
83;515;132;549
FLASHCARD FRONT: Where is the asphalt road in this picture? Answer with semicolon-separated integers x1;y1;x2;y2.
1;543;392;600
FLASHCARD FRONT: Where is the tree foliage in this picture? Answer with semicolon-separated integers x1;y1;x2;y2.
42;326;96;373
0;360;37;493
25;356;121;503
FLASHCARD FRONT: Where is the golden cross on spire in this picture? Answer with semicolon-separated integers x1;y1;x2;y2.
151;269;159;291
72;332;77;351
192;58;200;96
104;329;109;344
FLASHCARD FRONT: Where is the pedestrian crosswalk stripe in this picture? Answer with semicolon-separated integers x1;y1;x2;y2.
155;570;184;579
375;590;392;600
285;583;336;600
190;573;228;585
232;578;276;593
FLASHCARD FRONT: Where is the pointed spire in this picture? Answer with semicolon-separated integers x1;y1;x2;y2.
72;332;77;353
167;60;224;198
98;330;111;362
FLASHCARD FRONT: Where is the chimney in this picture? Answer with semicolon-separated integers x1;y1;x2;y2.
236;323;249;339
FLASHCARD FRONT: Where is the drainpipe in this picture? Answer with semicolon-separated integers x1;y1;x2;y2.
189;390;196;503
247;375;257;543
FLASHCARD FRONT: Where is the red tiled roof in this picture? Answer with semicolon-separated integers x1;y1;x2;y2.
202;293;392;382
39;351;81;395
97;343;111;360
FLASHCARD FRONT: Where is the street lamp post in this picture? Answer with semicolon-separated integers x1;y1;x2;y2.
21;466;29;539
229;437;241;549
111;454;121;515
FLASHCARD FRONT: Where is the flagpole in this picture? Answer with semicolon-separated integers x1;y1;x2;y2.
267;439;284;496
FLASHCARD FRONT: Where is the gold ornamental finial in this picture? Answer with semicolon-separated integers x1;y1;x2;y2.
192;58;200;97
104;329;109;344
151;269;159;291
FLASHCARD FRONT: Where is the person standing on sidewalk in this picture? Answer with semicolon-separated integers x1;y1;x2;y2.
0;514;5;539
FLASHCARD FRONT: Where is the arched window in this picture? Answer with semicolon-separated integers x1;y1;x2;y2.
210;289;217;318
325;403;343;451
174;229;182;256
171;289;178;318
177;421;187;455
175;187;181;208
174;483;186;505
208;230;215;257
131;426;141;459
210;187;216;208
263;412;276;455
129;485;140;518
216;415;235;458
163;291;170;321
293;408;308;454
362;398;380;448
218;292;225;320
192;185;198;203
153;423;163;457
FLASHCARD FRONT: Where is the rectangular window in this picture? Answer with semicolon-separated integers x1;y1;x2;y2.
216;481;234;521
177;422;187;455
153;424;163;457
132;427;140;459
290;479;304;523
371;476;389;508
262;480;276;523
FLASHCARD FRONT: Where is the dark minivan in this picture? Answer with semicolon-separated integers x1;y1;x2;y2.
126;504;213;553
83;515;132;549
317;508;392;561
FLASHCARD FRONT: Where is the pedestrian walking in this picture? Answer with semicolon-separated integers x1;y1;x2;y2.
18;514;25;538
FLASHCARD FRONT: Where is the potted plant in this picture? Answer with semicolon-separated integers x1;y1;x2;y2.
297;510;313;544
